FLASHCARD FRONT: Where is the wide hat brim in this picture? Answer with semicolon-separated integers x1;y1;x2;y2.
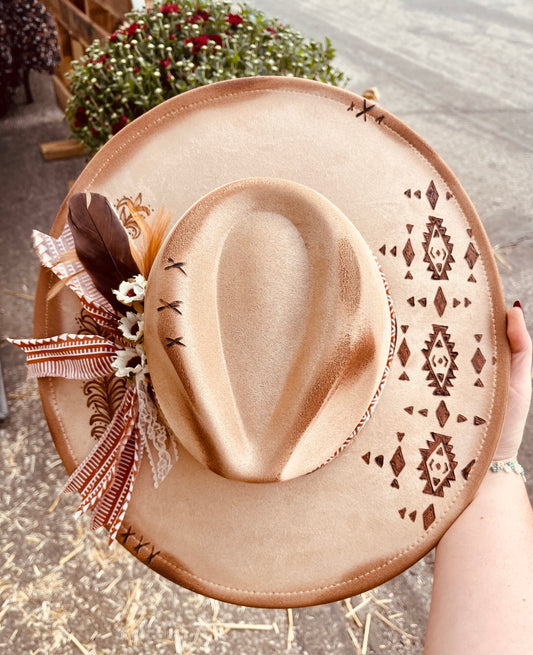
35;77;509;608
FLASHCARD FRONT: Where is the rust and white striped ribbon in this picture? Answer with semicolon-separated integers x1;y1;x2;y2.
9;334;118;380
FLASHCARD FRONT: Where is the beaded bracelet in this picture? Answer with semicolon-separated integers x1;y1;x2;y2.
490;459;526;481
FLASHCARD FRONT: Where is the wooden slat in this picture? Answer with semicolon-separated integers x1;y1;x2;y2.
89;0;131;20
86;0;119;33
55;0;109;46
51;73;72;112
40;139;86;161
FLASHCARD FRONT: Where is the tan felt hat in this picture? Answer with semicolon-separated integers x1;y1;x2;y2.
20;77;509;608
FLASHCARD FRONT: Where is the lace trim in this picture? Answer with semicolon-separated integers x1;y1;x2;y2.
137;377;178;488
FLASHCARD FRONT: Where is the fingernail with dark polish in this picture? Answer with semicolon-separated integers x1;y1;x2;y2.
513;300;524;314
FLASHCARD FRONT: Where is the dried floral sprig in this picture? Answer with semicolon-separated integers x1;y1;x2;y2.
65;0;347;155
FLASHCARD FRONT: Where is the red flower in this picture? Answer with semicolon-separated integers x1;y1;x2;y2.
160;2;180;14
132;65;140;74
95;54;108;64
185;33;222;54
159;57;171;68
91;127;100;137
169;33;176;40
186;9;210;23
126;23;140;37
75;106;86;124
109;31;118;42
112;116;129;135
226;13;243;26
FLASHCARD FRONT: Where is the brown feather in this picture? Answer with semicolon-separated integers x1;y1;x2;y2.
68;193;139;313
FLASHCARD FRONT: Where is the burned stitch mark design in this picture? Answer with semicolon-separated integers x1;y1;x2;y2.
166;336;185;348
347;98;384;124
418;432;457;497
119;525;135;545
158;299;183;315
164;258;186;274
423;216;454;280
422;325;458;396
134;536;149;554
146;547;160;564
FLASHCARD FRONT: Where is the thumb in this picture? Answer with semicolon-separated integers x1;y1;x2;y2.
493;304;532;461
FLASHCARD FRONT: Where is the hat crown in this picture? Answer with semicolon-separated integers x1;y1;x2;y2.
145;178;393;482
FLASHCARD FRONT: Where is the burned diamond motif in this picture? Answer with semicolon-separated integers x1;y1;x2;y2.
426;180;439;210
422;325;458;396
433;287;447;317
422;216;455;280
471;348;486;374
423;504;436;530
397;338;411;367
418;432;457;497
390;446;406;477
464;242;479;270
403;239;415;267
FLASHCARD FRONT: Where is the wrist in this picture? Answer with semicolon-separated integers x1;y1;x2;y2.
474;457;527;501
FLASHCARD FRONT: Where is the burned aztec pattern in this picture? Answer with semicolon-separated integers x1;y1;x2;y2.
77;180;491;548
371;178;490;532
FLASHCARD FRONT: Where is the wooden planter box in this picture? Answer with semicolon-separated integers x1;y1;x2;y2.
45;0;132;111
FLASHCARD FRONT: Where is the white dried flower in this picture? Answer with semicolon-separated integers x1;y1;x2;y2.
111;345;147;378
113;275;147;305
118;311;144;342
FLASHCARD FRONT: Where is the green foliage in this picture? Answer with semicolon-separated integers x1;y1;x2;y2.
65;1;347;155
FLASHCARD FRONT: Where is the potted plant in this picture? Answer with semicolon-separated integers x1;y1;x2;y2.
66;0;347;155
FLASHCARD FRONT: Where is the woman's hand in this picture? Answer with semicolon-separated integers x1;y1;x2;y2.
493;304;532;461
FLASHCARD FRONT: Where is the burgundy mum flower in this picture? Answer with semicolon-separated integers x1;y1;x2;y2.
109;31;118;42
160;2;180;14
159;57;171;68
126;22;140;37
112;116;129;135
186;9;210;23
226;13;243;26
132;65;140;74
186;33;222;54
